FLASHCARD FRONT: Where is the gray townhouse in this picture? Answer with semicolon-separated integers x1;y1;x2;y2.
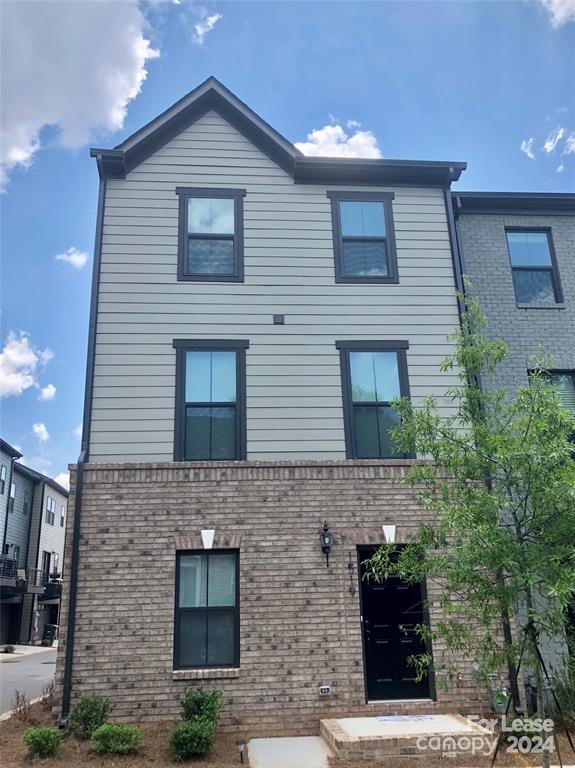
454;191;575;703
54;77;491;735
0;439;67;645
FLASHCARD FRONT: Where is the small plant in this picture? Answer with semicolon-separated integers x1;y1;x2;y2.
11;689;31;722
23;727;62;758
91;723;141;754
68;694;113;739
550;660;575;728
2;644;15;653
41;679;56;709
180;688;222;725
170;720;215;762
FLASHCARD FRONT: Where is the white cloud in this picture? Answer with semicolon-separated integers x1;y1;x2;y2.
563;132;575;154
39;383;56;401
193;11;223;44
32;422;50;443
0;0;159;189
28;456;51;474
556;164;565;173
55;246;89;269
0;331;54;398
543;127;565;153
538;0;575;26
520;137;535;159
295;123;382;159
74;423;83;440
54;472;70;491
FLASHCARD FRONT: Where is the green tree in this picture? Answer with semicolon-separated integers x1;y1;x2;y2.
366;289;575;767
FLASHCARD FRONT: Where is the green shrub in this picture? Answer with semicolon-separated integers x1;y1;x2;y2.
180;688;222;725
91;723;141;754
170;720;215;762
23;727;62;758
68;695;113;739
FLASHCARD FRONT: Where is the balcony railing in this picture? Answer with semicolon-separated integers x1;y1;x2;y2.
0;555;18;580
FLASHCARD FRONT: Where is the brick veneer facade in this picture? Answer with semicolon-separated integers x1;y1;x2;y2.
54;459;490;736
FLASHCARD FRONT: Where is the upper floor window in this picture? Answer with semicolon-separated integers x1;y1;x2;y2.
175;550;239;669
176;188;246;282
506;229;562;305
173;340;248;461
328;191;398;283
23;489;30;515
0;465;6;494
8;483;15;512
336;341;410;459
45;495;55;525
60;504;65;527
549;371;575;412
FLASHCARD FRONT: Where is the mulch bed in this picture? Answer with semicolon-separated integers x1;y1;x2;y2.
0;702;247;767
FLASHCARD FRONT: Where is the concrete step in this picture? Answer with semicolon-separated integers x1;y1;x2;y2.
248;736;333;768
320;713;495;762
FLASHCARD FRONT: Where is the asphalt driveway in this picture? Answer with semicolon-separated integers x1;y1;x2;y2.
0;647;57;716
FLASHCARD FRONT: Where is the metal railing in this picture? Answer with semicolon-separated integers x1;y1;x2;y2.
0;555;18;580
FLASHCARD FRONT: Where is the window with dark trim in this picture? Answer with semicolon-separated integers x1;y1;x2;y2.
506;229;562;304
41;551;51;585
328;191;398;283
174;550;239;669
531;370;575;412
176;187;246;282
173;340;248;461
23;489;30;515
60;504;65;527
45;495;55;525
0;465;6;494
8;483;15;512
336;341;411;459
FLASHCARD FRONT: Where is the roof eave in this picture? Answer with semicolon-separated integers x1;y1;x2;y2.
453;191;575;216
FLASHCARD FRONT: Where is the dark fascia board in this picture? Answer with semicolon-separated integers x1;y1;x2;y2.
91;76;466;186
453;191;575;216
295;157;466;186
13;462;69;498
0;439;22;459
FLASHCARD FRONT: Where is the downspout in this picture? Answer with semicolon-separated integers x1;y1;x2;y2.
59;173;107;726
27;481;46;643
448;191;522;714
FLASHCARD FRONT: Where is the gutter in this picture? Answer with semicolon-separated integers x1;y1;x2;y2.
59;175;106;726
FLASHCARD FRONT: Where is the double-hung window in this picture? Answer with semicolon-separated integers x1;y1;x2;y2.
45;496;55;525
60;504;65;527
0;465;6;494
8;483;15;512
506;229;562;304
328;191;398;283
549;371;575;412
175;550;239;669
173;340;248;461
176;188;245;282
337;341;410;459
23;489;30;515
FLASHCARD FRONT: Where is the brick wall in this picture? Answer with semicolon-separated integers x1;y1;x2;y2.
457;213;575;392
55;459;490;736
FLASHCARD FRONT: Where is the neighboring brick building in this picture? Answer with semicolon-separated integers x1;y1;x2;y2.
454;191;575;688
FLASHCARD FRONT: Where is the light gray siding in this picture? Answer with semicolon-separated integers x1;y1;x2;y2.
0;448;13;552
89;110;461;461
37;486;67;576
5;467;35;567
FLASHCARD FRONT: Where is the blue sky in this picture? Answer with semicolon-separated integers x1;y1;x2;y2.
1;0;574;485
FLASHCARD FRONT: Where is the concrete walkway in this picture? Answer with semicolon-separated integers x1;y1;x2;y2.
248;736;332;768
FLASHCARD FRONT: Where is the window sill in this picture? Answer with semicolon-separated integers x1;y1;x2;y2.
172;668;240;681
516;303;566;310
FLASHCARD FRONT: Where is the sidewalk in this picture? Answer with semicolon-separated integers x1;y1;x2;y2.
0;642;57;661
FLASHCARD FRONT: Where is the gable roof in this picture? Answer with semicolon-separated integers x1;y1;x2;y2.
0;438;22;459
13;462;69;498
91;76;466;186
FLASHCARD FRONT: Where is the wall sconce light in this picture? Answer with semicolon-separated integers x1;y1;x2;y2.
319;520;333;567
235;738;246;763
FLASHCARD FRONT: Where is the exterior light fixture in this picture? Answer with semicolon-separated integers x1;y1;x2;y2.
319;520;333;567
235;738;246;763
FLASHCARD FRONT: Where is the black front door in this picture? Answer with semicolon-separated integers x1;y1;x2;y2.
359;546;432;701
